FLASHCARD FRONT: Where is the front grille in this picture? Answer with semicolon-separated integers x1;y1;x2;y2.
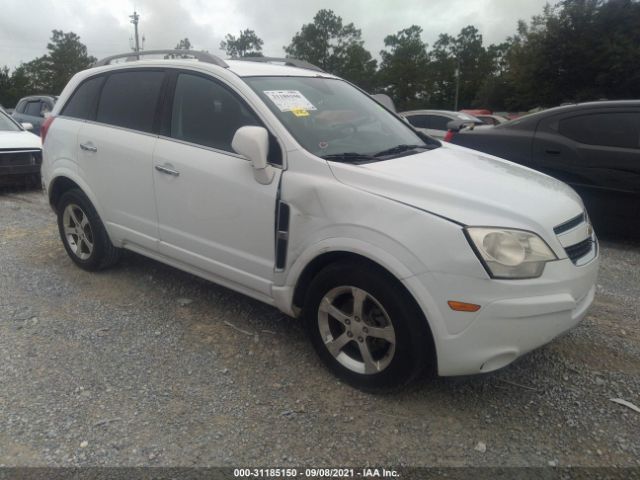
0;149;42;167
554;213;585;234
564;237;594;264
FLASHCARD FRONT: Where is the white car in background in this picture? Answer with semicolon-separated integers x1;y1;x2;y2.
41;50;598;391
0;107;42;184
399;109;484;139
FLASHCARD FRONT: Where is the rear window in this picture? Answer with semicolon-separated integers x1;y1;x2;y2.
24;101;42;117
62;76;104;120
558;112;640;149
96;71;164;133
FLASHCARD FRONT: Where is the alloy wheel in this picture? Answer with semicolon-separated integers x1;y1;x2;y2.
317;286;396;375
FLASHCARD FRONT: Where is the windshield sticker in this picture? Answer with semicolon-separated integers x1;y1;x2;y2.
291;108;309;117
263;90;317;113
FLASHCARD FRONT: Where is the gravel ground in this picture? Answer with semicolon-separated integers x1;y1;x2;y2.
0;188;639;468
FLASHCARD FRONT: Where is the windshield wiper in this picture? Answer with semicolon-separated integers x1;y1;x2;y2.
373;144;429;158
321;152;377;163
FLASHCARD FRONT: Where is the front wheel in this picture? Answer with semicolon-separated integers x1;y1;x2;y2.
57;189;121;271
303;261;433;391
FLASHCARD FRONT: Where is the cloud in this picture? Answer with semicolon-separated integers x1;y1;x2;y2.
0;0;560;69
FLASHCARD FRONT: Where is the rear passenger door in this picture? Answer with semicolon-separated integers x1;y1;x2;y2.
76;69;165;251
152;71;283;297
534;109;640;194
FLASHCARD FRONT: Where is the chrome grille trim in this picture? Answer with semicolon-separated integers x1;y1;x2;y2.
554;213;585;235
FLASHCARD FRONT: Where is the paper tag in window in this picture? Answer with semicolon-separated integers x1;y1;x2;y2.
291;108;309;117
263;90;316;113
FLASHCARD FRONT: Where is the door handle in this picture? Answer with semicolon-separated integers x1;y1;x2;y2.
155;164;180;176
545;149;561;155
80;143;97;153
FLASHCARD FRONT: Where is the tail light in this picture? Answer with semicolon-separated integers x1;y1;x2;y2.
443;130;455;142
40;115;55;144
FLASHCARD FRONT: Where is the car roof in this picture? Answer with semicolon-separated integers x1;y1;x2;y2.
399;109;480;118
80;58;337;79
502;100;640;128
19;95;57;102
225;59;335;78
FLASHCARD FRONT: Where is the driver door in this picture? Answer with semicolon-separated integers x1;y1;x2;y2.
152;72;282;297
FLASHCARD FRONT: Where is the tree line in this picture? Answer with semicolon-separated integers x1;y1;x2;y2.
2;0;639;112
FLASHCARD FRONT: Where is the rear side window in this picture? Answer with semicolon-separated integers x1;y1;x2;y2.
97;71;165;133
558;112;640;149
62;76;104;120
405;115;428;129
170;73;261;152
428;115;450;131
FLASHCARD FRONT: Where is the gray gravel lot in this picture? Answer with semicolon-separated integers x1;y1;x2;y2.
0;188;639;467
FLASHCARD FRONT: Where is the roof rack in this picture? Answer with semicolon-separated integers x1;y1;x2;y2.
236;56;325;73
93;50;229;68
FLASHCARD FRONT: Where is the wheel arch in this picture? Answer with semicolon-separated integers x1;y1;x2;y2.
48;173;102;218
289;248;438;374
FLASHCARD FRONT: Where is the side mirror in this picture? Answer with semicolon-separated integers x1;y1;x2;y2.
21;122;34;131
231;126;275;185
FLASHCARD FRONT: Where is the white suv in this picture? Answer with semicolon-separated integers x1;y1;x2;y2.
41;51;599;390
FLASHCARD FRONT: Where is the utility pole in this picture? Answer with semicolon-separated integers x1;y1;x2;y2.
130;10;140;58
453;58;461;111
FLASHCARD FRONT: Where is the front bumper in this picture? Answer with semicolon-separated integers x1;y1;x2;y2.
405;250;599;376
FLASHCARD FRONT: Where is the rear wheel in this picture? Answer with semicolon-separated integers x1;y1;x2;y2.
57;189;121;271
304;261;433;391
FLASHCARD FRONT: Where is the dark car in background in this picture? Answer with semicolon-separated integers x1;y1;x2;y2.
11;95;57;135
448;101;640;235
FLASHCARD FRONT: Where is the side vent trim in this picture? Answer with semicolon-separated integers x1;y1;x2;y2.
275;202;290;271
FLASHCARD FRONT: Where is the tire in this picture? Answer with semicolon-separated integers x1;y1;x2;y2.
56;189;121;271
303;260;434;392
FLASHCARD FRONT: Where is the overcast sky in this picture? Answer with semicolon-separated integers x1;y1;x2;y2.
1;0;560;69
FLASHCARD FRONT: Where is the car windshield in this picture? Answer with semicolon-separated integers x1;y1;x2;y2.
0;110;21;132
245;76;435;161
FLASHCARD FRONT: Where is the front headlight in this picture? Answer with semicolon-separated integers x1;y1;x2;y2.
465;227;557;279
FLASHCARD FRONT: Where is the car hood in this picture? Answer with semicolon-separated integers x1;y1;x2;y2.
0;130;42;149
327;143;584;235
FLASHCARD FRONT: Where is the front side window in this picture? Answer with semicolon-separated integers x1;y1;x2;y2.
170;73;261;152
558;112;640;149
428;115;450;131
406;115;429;129
62;76;104;120
245;76;431;159
97;71;164;133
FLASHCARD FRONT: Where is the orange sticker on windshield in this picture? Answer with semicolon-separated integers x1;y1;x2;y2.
291;108;309;117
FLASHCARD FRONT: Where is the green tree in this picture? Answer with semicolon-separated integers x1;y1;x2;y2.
378;25;430;110
503;0;640;109
220;29;264;57
43;30;96;94
427;33;457;108
0;66;12;107
284;9;377;90
175;38;192;50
